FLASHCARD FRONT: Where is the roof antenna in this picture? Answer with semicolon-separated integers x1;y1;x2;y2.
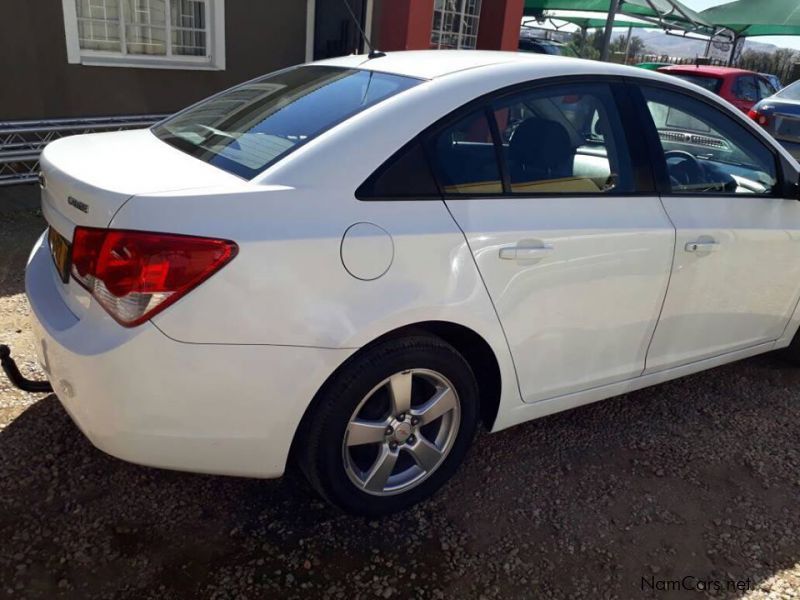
341;0;385;59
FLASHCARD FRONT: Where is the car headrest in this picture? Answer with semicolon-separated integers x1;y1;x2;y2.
509;118;573;171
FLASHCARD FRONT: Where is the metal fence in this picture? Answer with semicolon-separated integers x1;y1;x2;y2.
0;115;168;186
632;53;729;67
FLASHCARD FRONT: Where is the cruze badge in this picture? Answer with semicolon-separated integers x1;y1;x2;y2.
67;196;89;214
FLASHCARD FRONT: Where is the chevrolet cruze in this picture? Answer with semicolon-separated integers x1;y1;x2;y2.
21;51;800;515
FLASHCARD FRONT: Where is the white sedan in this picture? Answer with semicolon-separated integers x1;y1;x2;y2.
20;51;800;515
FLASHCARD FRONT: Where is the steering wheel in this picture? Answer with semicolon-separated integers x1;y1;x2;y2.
664;150;705;188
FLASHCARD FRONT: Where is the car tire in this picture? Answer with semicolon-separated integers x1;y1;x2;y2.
296;334;479;516
781;330;800;365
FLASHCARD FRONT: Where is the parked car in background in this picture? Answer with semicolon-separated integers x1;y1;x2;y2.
749;79;800;159
518;36;577;57
14;51;800;516
636;62;672;71
658;65;778;113
761;73;783;91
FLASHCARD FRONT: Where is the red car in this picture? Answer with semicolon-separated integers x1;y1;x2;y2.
657;65;778;113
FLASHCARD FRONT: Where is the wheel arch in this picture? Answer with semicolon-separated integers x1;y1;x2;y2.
288;320;504;466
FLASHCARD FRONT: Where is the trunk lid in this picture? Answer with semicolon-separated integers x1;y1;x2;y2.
769;99;800;143
37;128;243;322
40;128;243;238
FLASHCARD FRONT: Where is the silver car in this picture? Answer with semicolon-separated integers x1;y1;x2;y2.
750;79;800;160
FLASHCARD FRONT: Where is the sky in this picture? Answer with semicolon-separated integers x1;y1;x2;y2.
682;0;800;50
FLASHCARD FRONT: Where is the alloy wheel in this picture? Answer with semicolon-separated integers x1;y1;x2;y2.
341;368;461;496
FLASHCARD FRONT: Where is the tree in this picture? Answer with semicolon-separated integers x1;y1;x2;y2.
567;28;600;60
590;28;606;55
566;29;648;63
609;33;648;61
609;33;627;54
737;47;800;85
627;35;647;59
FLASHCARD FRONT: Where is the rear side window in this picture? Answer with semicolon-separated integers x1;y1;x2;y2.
428;110;504;195
489;83;634;194
356;141;440;199
734;75;759;102
153;66;420;179
365;82;637;199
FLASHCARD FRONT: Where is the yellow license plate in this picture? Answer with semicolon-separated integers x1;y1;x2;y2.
48;227;71;283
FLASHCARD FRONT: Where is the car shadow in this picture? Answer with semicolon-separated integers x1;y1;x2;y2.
0;186;44;299
1;353;799;598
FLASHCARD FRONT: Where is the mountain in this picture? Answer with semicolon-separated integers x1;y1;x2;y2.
629;29;778;59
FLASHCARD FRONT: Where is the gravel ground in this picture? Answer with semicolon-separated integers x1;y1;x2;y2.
1;188;799;599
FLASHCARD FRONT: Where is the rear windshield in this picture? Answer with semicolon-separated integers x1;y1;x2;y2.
153;66;421;179
669;74;723;94
777;80;800;101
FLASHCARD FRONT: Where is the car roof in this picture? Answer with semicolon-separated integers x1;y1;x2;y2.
260;51;798;187
316;50;593;80
658;65;755;78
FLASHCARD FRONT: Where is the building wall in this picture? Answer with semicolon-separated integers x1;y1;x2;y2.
2;1;307;120
477;0;524;52
374;0;435;51
371;0;522;53
0;0;521;122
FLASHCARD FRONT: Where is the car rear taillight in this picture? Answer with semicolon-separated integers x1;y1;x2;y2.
71;227;237;327
748;107;770;127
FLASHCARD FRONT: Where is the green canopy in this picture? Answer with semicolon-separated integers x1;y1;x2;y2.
524;0;713;32
525;0;624;11
699;0;800;37
550;16;656;28
529;12;659;29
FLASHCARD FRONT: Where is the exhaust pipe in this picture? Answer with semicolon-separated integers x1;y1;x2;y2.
0;345;53;393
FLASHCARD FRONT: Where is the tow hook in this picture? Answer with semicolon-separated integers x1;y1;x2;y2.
0;344;53;393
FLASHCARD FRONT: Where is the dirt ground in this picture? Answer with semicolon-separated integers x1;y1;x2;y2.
1;186;799;599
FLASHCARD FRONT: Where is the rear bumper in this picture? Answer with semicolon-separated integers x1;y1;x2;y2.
25;233;353;478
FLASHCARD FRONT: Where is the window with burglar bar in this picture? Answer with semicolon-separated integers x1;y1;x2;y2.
431;0;482;50
63;0;224;69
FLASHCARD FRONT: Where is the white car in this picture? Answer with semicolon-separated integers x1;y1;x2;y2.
18;50;800;515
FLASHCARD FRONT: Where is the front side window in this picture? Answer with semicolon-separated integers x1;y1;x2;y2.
64;0;224;69
431;0;482;50
643;86;777;195
153;66;420;179
757;77;777;99
492;83;634;195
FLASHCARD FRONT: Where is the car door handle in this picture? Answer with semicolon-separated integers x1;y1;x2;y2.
684;241;719;253
499;243;554;261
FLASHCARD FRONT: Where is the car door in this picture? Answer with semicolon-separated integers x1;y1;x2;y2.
430;81;675;403
634;83;800;373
